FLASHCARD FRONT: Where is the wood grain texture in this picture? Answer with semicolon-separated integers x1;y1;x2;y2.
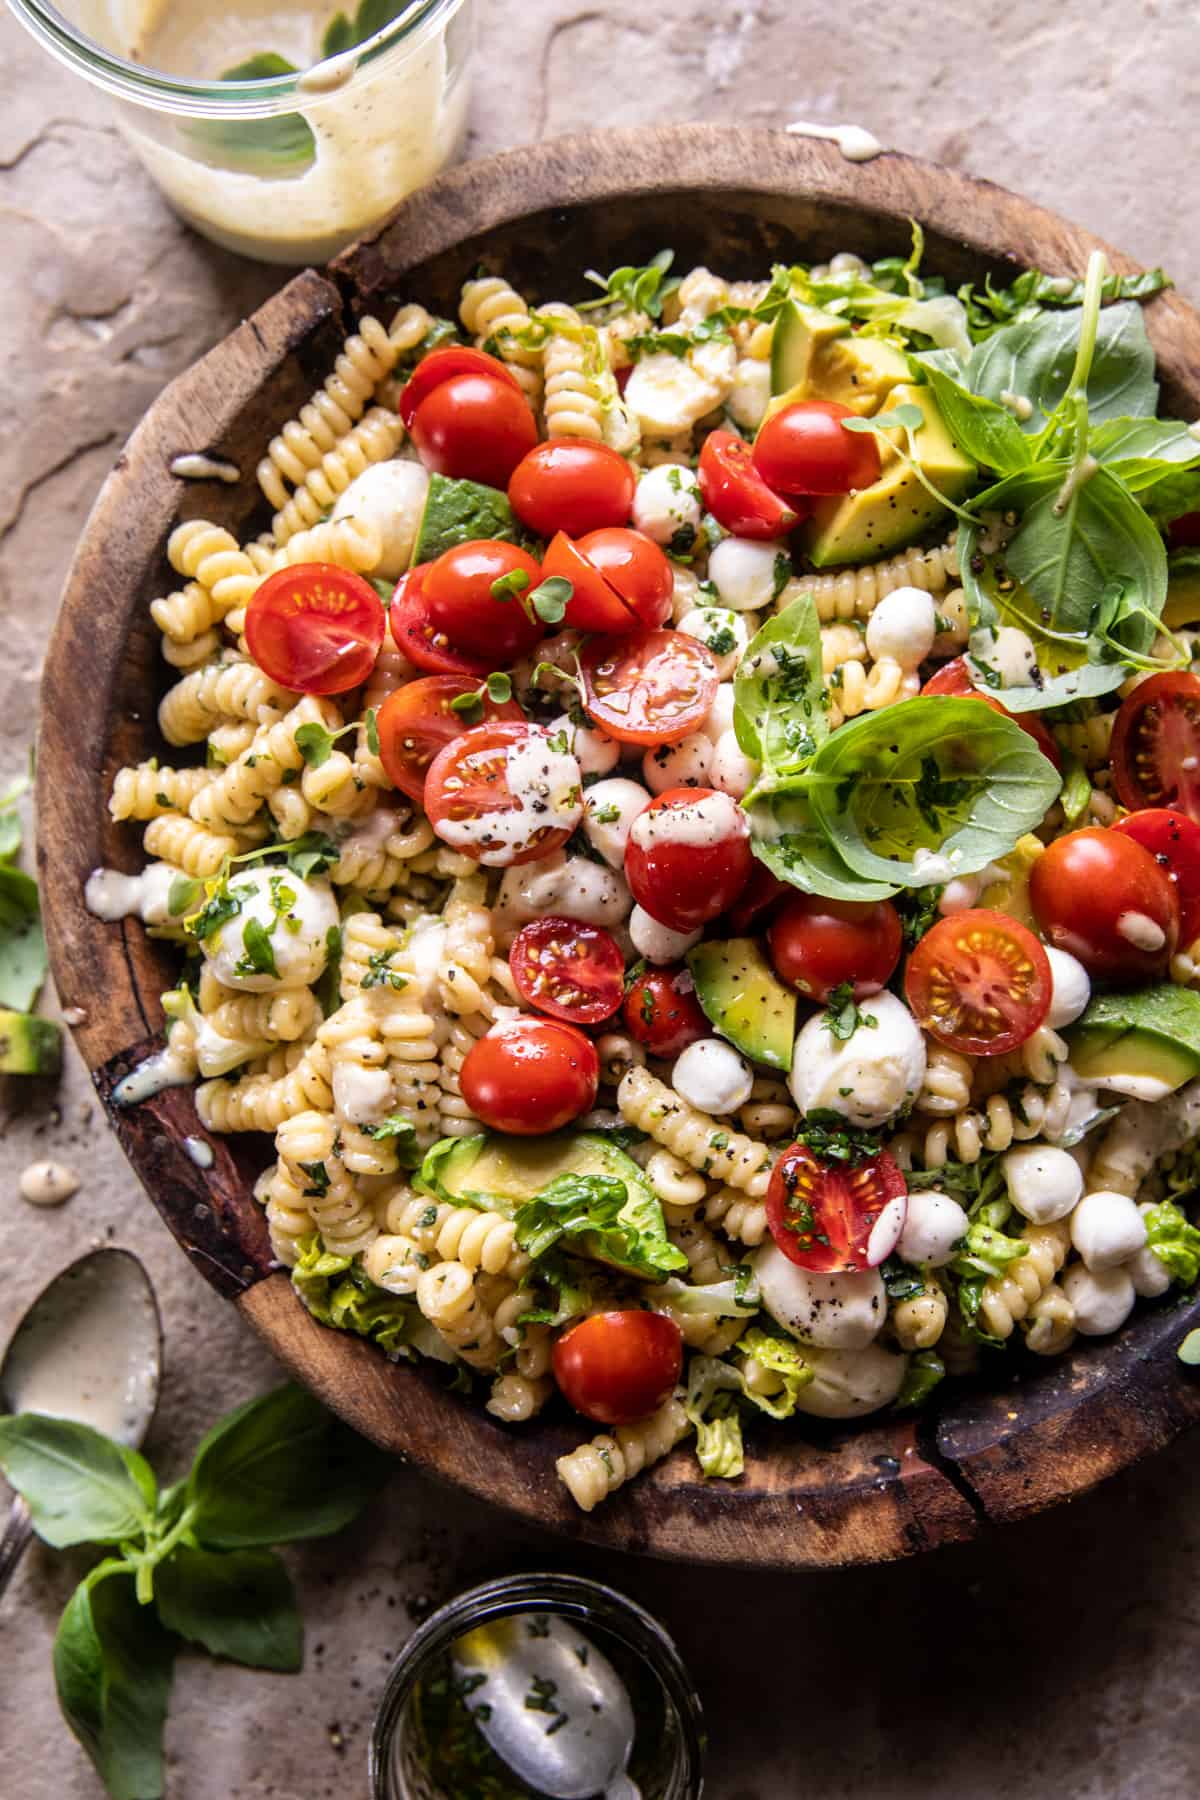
38;126;1200;1566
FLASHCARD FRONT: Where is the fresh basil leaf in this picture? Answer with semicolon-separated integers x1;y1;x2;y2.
239;916;279;980
321;11;356;55
280;832;339;878
1088;415;1200;490
960;265;1170;337
967;301;1158;434
183;1385;389;1548
580;249;678;319
54;1562;177;1800
745;789;898;902
733;595;826;784
514;1172;687;1281
155;1544;301;1672
166;874;201;918
0;1414;156;1547
0;864;46;1010
294;722;336;768
913;349;1033;474
367;1111;422;1166
793;697;1061;889
191;56;316;175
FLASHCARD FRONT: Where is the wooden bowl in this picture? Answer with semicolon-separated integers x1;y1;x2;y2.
39;126;1200;1568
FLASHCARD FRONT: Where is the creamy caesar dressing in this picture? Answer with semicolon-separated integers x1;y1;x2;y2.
85;862;178;925
786;120;885;162
170;451;241;483
183;1134;215;1168
628;789;741;852
2;1253;160;1445
436;733;583;866
113;1041;195;1105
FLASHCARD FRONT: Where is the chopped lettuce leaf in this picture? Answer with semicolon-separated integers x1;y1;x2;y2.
1143;1200;1200;1287
683;1358;745;1478
514;1172;687;1281
736;1328;813;1419
895;1350;945;1409
290;1236;421;1358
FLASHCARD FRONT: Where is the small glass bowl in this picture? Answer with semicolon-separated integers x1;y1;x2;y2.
370;1572;706;1799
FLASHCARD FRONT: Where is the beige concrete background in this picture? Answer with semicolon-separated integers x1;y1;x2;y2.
1;3;1199;1795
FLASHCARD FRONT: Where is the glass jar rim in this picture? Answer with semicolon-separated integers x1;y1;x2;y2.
5;0;460;114
368;1571;706;1798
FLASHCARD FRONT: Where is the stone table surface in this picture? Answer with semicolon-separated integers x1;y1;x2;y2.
1;2;1199;1795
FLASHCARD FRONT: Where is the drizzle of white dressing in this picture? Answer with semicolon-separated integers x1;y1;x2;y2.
19;1160;80;1206
999;390;1034;422
628;789;743;852
170;452;240;484
61;1006;87;1027
296;48;359;93
912;846;958;885
184;1136;214;1170
1116;910;1167;953
405;916;449;1003
85;863;179;926
193;1014;266;1078
786;120;885;162
1053;453;1100;515
433;729;583;867
113;1042;196;1107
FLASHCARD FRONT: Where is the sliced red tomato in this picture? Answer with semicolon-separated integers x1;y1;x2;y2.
389;565;492;677
582;629;719;747
766;1144;907;1274
698;430;803;540
541;531;638;633
724;863;790;933
624;786;753;932
1113;807;1200;941
622;965;709;1056
460;1016;599;1135
244;562;385;696
424;720;581;867
752;399;882;497
422;539;544;662
508;440;636;538
375;674;523;805
575;528;673;630
1029;827;1180;981
409;372;538;488
921;656;1062;768
552;1312;683;1426
767;893;902;1002
1111;671;1200;818
904;908;1052;1054
509;917;625;1024
397;345;523;428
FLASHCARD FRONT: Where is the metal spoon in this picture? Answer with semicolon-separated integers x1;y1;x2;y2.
452;1611;640;1799
0;1248;162;1603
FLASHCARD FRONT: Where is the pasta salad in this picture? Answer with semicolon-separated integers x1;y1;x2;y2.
91;237;1200;1513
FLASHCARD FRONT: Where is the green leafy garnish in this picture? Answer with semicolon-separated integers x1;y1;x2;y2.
238;916;279;980
1143;1200;1200;1287
822;982;877;1042
733;596;827;792
366;1113;422;1166
895;1350;946;1409
514;1172;687;1281
579;249;680;319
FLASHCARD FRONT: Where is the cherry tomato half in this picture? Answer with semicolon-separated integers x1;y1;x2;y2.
509;917;625;1024
582;629;719;747
460;1016;599;1135
552;1311;683;1426
698;430;802;540
767;893;902;1003
766;1144;908;1274
904;908;1052;1054
423;539;544;662
1110;671;1200;819
752;399;882;497
389;565;492;677
622;965;709;1057
921;656;1062;768
375;674;524;805
508;439;636;538
1029;828;1180;982
424;720;581;867
1113;807;1200;941
244;562;385;696
575;528;673;630
541;531;639;633
397;346;523;428
409;372;538;488
624;786;753;933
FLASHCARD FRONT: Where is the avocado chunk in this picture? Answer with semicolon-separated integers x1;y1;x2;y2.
411;473;521;566
1164;550;1200;629
687;937;797;1071
1069;985;1200;1099
768;337;910;424
770;299;850;395
0;1010;62;1076
802;382;977;568
420;1129;656;1215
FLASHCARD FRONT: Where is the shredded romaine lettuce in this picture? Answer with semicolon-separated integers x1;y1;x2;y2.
1143;1200;1200;1287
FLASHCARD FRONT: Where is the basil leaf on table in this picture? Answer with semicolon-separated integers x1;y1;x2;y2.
54;1563;176;1800
155;1545;302;1672
733;593;827;786
184;1384;388;1548
966;300;1159;435
912;349;1034;475
0;1415;156;1548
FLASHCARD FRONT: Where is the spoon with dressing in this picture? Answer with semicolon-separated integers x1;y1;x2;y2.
0;1249;162;1601
452;1612;641;1799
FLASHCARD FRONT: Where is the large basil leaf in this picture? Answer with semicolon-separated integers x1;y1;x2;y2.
1089;415;1200;490
746;791;898;901
155;1545;302;1672
0;1414;156;1548
794;697;1061;888
913;350;1033;474
733;594;827;788
53;1563;177;1800
967;301;1158;433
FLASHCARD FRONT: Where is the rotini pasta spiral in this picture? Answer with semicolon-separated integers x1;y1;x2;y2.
702;1183;769;1246
167;520;261;617
459;275;542;402
190;695;340;828
779;534;959;623
270;406;406;544
110;763;213;822
977;1216;1071;1340
141;814;244;878
158;656;296;747
618;1066;773;1196
416;1261;503;1370
891;1275;948;1351
555;1398;692;1513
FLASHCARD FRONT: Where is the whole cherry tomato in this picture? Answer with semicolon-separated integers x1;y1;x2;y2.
1029;827;1180;982
552;1311;683;1425
389;565;492;677
698;430;802;539
460;1017;599;1135
508;439;636;538
624;786;753;932
766;1144;907;1273
752;399;882;496
409;372;538;487
904;908;1052;1054
397;346;523;427
768;893;902;1002
422;539;544;662
622;965;709;1056
574;528;673;630
245;563;384;695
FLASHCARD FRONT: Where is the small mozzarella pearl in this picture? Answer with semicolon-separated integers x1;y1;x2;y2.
708;537;789;612
631;463;703;545
677;607;750;680
642;733;713;793
1071;1189;1147;1270
938;875;984;915
1127;1203;1172;1297
709;730;759;799
897;1189;968;1268
1002;1144;1083;1224
672;1037;753;1114
550;713;619;777
331;458;430;580
1062;1262;1136;1336
629;904;701;963
727;358;772;431
864;586;937;668
1044;946;1092;1029
582;778;650;869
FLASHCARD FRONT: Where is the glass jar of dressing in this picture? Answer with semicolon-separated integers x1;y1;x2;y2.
5;0;474;264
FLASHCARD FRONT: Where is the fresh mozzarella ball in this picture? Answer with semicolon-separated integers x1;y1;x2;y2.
331;458;430;580
631;463;702;546
496;851;632;940
709;537;789;612
1070;1189;1147;1270
753;1242;887;1349
332;1062;395;1127
727;357;773;431
700;682;738;743
677;606;750;680
629;903;702;964
709;730;759;799
204;867;338;992
864;586;937;669
789;990;926;1129
1002;1144;1083;1224
625;346;734;435
582;778;650;869
1127;1203;1172;1298
970;624;1038;690
938;874;984;915
1044;946;1092;1029
792;1343;909;1418
642;732;713;794
549;712;619;777
1062;1262;1136;1336
897;1189;969;1268
672;1038;753;1114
